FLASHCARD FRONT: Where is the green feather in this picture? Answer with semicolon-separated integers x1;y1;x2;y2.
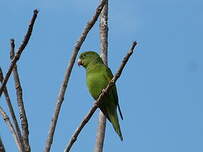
78;51;123;140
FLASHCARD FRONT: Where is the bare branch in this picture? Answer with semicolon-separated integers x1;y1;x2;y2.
95;1;109;151
99;0;108;65
43;1;107;152
0;9;38;97
0;106;24;152
10;39;30;152
0;67;24;151
95;112;106;152
64;41;137;152
0;136;6;152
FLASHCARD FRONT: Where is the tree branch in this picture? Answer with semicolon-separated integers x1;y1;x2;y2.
95;113;106;152
10;39;30;152
0;9;38;97
0;136;6;152
64;41;137;152
99;0;108;65
43;1;107;152
95;1;109;151
0;106;24;152
0;67;24;151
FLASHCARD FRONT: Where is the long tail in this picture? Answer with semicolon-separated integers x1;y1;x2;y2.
107;109;123;141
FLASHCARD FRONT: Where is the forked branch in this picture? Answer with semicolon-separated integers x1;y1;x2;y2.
0;9;38;97
0;106;23;152
44;1;107;152
0;67;24;151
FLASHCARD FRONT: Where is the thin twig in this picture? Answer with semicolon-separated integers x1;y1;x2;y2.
0;106;24;152
64;41;137;152
10;39;30;152
95;1;109;151
43;1;107;152
0;67;24;151
0;136;6;152
0;9;38;97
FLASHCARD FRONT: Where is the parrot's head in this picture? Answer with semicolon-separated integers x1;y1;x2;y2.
78;51;103;68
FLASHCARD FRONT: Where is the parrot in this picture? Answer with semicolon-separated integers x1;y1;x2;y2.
78;51;123;141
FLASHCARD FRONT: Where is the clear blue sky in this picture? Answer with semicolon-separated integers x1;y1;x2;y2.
0;0;203;151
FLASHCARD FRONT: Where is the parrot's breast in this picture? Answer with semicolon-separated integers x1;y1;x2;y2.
86;71;108;100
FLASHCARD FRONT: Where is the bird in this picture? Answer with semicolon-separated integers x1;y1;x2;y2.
78;51;123;141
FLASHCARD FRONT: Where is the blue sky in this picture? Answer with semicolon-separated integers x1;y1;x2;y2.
0;0;203;151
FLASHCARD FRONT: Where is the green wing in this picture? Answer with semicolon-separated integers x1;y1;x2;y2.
86;63;123;140
81;51;123;140
103;66;123;120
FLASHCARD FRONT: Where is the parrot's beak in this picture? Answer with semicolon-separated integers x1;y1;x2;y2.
77;59;83;66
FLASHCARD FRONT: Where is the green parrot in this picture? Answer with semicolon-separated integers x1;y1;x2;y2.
78;51;123;141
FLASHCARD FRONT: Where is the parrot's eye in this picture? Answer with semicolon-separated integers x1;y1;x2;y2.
81;54;85;59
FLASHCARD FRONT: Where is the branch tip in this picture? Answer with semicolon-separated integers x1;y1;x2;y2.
133;41;137;46
34;9;39;14
130;41;137;52
10;39;15;43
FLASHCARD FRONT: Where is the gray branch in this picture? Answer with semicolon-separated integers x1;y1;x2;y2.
0;136;6;152
0;9;38;97
0;67;24;151
43;0;107;152
0;106;24;152
64;41;137;152
10;39;30;152
95;1;109;151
